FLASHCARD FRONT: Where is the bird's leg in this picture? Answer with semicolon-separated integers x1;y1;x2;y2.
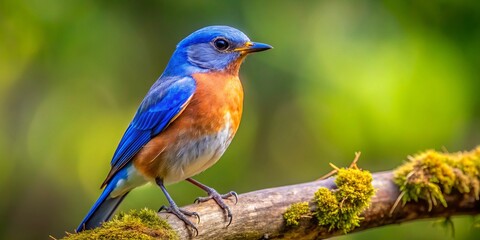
155;178;200;236
186;178;238;227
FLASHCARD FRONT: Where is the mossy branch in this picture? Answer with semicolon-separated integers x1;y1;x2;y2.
65;147;480;239
160;172;478;240
163;148;480;239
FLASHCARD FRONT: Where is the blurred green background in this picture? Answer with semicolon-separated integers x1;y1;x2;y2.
1;0;480;239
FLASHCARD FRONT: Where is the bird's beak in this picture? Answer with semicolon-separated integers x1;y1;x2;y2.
234;41;273;54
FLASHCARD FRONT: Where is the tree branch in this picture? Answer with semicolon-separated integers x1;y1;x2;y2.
159;171;480;239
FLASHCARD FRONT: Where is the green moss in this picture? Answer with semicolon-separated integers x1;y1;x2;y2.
314;167;375;233
283;160;375;233
63;208;178;240
284;202;311;226
314;187;339;229
335;168;375;210
394;147;480;210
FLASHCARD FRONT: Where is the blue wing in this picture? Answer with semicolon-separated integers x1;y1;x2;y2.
101;76;196;187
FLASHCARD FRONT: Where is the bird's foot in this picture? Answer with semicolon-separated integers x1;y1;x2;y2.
194;190;238;227
158;205;200;236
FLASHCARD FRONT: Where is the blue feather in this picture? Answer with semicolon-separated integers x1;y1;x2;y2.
106;76;196;184
82;76;196;230
77;168;130;232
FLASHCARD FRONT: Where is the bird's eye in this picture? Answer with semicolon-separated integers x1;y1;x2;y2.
213;38;229;51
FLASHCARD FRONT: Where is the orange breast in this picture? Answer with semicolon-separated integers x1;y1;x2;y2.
133;71;244;183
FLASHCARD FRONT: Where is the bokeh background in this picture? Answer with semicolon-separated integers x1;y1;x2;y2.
1;0;480;239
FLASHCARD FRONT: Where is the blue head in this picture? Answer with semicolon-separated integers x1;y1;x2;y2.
162;26;272;76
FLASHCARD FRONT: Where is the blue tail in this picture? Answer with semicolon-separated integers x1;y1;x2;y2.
76;181;129;232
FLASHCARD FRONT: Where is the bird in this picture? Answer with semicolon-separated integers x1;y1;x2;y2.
76;25;272;234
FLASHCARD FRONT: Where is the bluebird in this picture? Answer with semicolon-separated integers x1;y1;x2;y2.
76;26;272;234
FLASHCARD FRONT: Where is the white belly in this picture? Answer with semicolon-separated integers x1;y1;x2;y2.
162;114;234;184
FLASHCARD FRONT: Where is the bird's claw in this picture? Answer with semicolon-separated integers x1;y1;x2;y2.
193;190;238;227
194;190;238;204
158;205;200;236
